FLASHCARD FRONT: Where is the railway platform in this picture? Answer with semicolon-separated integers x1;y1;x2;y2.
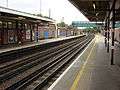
0;35;83;54
48;34;120;90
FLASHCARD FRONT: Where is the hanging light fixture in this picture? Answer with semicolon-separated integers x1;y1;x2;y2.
93;3;96;9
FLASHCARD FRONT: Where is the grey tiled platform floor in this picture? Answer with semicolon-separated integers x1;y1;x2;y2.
76;35;120;90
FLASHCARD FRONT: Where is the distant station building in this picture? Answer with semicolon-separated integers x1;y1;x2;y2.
57;22;83;37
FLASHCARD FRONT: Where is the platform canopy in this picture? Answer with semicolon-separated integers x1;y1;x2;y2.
69;0;120;22
0;6;55;22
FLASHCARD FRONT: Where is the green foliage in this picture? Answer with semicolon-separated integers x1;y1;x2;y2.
57;22;66;27
36;14;43;17
36;14;51;19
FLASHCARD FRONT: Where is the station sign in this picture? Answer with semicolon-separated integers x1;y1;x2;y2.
72;21;97;28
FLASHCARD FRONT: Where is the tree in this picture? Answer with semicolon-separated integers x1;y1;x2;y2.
57;22;66;27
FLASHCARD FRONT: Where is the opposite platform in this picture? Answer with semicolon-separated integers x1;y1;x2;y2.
0;35;84;54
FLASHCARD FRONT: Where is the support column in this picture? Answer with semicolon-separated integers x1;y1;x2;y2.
1;21;4;45
16;21;18;44
107;17;110;53
30;24;33;42
36;24;39;42
111;0;116;65
105;20;107;47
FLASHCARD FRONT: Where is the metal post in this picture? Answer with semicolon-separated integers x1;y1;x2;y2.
40;0;42;15
6;0;8;7
36;24;39;42
105;20;107;47
107;17;110;53
96;19;97;34
111;0;116;65
16;21;18;43
49;8;51;18
30;24;33;42
1;21;4;45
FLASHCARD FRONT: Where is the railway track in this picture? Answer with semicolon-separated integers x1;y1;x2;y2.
0;34;94;90
0;35;85;64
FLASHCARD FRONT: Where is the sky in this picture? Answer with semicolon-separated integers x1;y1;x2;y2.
0;0;89;25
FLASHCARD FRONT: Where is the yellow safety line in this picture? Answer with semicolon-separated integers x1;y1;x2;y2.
70;39;96;90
